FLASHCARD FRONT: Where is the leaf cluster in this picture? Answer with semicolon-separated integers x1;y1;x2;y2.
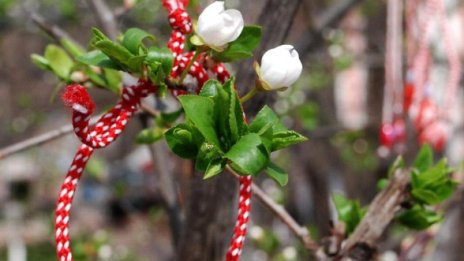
165;79;307;185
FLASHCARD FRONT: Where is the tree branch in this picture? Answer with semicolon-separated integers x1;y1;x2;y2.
86;0;119;40
340;169;411;260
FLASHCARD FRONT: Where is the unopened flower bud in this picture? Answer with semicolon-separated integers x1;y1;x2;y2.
196;1;244;49
257;45;303;91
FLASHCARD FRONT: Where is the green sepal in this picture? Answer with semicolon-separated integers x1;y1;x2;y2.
211;25;262;62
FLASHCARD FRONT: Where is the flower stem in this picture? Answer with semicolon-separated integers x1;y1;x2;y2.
178;51;201;84
240;87;258;103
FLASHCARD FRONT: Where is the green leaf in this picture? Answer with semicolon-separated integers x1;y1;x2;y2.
333;194;366;235
127;55;147;72
60;38;85;57
91;27;110;43
31;54;52;71
413;144;433;172
249;106;287;134
376;178;389;191
136;127;165;144
397;205;442;230
225;133;270;175
122;28;156;55
271;130;307;151
195;142;222;172
165;123;202;159
265;162;288;186
156;109;184;127
199;80;221;97
76;50;122;70
212;25;262;62
145;47;174;76
44;44;74;80
204;158;226;179
94;40;134;70
178;95;221;149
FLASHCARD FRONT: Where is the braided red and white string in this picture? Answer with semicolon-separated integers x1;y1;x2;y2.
55;1;252;260
56;80;157;261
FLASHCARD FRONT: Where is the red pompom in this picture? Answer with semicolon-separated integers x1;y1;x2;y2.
62;84;95;114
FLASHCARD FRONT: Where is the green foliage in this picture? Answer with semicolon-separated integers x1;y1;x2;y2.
211;25;262;62
136;127;166;144
397;205;442;230
166;79;307;181
122;28;156;54
333;194;367;235
44;44;74;80
394;145;457;230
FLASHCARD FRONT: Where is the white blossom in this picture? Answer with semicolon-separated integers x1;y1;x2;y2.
259;45;303;90
196;1;244;48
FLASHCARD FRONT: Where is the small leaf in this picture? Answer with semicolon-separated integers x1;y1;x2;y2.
44;44;74;80
376;178;389;191
196;142;222;172
127;55;147;72
249;105;287;134
397;205;442;230
146;47;174;76
165;123;202;159
60;38;85;57
225;133;270;175
103;68;122;93
178;95;221;149
204;158;226;179
136;127;165;144
333;194;366;235
156;109;184;127
77;50;122;70
94;40;134;70
122;28;156;55
31;54;52;71
199;80;221;97
413;144;433;172
271;130;307;151
91;27;110;43
212;25;262;62
265;162;288;186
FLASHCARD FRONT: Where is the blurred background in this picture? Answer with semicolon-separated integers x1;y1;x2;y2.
1;0;464;260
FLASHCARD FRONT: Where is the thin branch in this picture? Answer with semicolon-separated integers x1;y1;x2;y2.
31;12;72;42
339;169;411;259
226;166;319;252
86;0;119;40
0;116;99;160
0;104;158;160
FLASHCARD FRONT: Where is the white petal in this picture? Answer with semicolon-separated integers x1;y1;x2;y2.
260;45;303;89
199;1;224;18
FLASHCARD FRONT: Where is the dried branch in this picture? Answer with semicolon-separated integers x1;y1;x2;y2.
340;169;411;260
86;0;119;39
0;116;98;160
226;166;319;252
31;13;72;42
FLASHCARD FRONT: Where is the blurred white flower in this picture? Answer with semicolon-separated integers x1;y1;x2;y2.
258;45;303;90
196;1;244;48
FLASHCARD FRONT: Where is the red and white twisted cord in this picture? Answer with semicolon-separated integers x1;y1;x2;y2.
55;80;156;261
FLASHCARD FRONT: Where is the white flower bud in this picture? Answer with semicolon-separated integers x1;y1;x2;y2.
259;45;303;90
196;1;244;48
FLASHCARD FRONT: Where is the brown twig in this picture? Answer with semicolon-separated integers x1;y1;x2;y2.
226;166;319;252
0;115;98;160
340;169;411;260
31;12;72;42
0;104;159;160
